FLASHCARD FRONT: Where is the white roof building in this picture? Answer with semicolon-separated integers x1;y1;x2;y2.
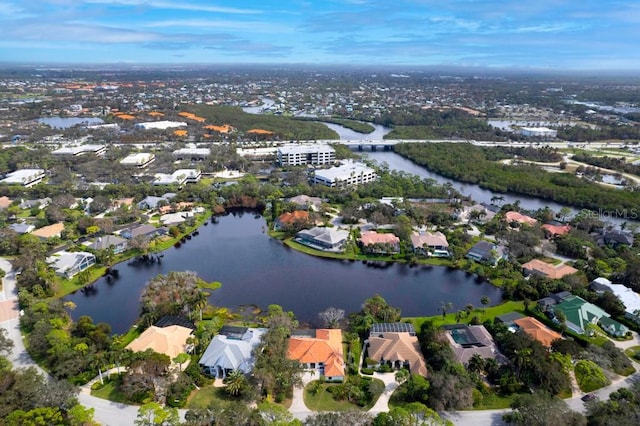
153;169;201;186
277;144;336;166
120;153;156;168
312;161;377;188
590;277;640;322
0;169;46;187
46;251;96;279
519;127;557;138
172;148;210;159
52;144;106;156
135;121;187;130
199;327;267;378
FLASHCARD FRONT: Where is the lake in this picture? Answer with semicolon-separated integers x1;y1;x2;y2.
38;117;104;129
67;211;502;334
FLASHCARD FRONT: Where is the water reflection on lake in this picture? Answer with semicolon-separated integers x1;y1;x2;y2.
67;211;502;334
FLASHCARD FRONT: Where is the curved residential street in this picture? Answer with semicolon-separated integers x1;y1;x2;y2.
2;257;640;425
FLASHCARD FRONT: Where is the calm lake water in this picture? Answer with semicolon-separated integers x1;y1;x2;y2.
38;117;104;129
67;211;502;334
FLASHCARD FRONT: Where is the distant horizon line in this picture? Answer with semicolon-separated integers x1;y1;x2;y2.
0;61;639;76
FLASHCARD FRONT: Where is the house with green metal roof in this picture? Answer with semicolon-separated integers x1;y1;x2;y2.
552;295;609;335
598;316;629;338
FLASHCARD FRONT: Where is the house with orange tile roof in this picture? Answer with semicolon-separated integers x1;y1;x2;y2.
505;211;538;226
31;222;65;240
274;210;310;231
288;329;345;381
521;259;578;280
366;331;428;377
359;231;400;254
513;317;563;348
542;223;572;238
204;124;234;133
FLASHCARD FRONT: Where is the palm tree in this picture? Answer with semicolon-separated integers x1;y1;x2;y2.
395;368;410;385
467;354;486;374
224;369;247;397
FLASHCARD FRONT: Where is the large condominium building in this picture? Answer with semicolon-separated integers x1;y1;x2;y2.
52;144;107;157
0;169;46;187
312;161;377;188
277;144;335;166
120;153;156;169
153;169;202;186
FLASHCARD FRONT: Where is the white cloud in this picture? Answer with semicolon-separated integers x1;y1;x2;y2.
83;0;262;14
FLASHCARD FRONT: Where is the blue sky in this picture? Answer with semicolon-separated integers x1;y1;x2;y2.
0;0;638;70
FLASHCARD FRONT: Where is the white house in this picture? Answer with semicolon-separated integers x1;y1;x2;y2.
199;326;267;378
46;251;96;279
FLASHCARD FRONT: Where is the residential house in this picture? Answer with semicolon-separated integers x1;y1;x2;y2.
536;291;573;313
542;223;572;238
0;196;11;209
8;222;35;234
199;326;266;378
46;251;96;278
126;325;193;360
121;224;167;240
456;203;497;223
600;231;634;248
160;213;187;226
505;211;538;226
295;227;350;252
274;210;310;231
366;323;427;376
552;295;613;335
288;329;345;382
286;195;324;211
444;325;505;365
111;197;135;211
410;231;449;257
86;235;128;254
359;231;400;254
590;277;640;325
522;259;578;280
466;241;505;265
495;312;525;325
599;316;629;338
513;317;563;348
31;222;65;240
19;197;51;210
137;193;177;210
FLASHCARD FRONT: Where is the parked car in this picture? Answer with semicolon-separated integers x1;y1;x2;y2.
581;393;597;402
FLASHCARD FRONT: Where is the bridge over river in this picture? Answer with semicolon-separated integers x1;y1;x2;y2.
275;139;631;151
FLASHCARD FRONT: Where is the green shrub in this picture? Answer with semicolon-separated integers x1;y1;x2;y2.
575;360;610;392
361;368;374;375
91;381;105;391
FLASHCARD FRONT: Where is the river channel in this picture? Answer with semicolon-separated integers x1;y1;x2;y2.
67;211;502;334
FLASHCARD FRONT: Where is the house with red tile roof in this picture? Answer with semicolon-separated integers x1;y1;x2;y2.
542;224;572;238
505;211;538;226
513;316;563;348
359;231;400;254
274;210;310;231
288;329;345;381
522;259;578;280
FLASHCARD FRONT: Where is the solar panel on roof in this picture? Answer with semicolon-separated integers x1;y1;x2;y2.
370;322;416;334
